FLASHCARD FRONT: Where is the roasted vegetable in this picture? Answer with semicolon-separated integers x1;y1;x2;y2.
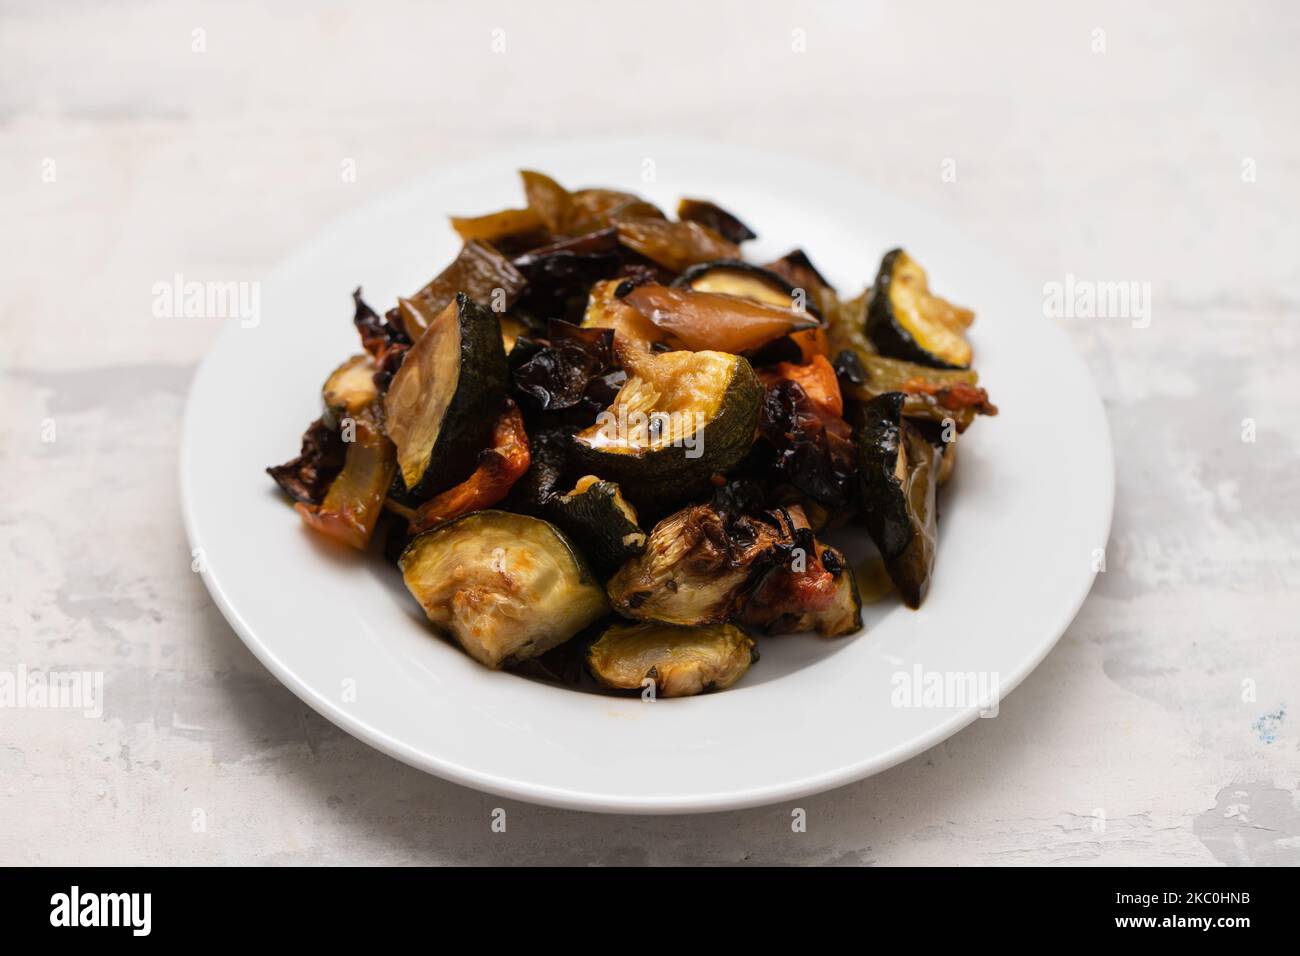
405;241;527;331
853;393;940;608
741;541;861;637
580;278;673;358
321;355;379;429
550;475;646;574
610;215;739;272
400;511;608;668
574;349;763;506
267;419;346;506
449;207;547;250
676;199;757;244
606;504;806;625
294;403;397;550
407;402;531;534
755;356;856;508
839;351;996;433
384;293;510;501
511;320;616;414
352;289;410;390
866;249;973;369
622;284;818;354
511;228;622;325
587;621;755;697
674;259;819;318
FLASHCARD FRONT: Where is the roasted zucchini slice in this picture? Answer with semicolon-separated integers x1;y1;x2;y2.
549;475;646;574
587;622;755;697
573;349;763;505
673;259;820;318
399;511;608;669
866;249;974;369
321;355;378;429
853;393;940;609
384;293;510;501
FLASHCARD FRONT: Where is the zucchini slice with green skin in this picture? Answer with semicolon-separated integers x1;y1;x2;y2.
587;621;755;697
853;393;940;609
549;476;647;575
573;349;763;507
384;293;510;502
866;249;974;369
321;354;378;429
399;510;608;669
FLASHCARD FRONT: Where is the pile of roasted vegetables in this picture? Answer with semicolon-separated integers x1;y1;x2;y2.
268;171;997;697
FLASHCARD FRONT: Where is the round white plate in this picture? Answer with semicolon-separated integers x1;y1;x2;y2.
180;139;1112;814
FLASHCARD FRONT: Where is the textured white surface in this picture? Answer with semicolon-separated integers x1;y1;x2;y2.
2;0;1298;864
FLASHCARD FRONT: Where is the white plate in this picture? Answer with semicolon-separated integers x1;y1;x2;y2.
180;139;1113;814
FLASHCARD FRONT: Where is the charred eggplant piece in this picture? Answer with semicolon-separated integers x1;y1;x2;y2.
511;228;623;325
267;419;346;506
853;393;940;608
588;622;755;697
549;476;646;575
574;349;762;507
384;293;509;501
866;249;974;369
511;320;616;414
676;199;757;244
399;511;608;669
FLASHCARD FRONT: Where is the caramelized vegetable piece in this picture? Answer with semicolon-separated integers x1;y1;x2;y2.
449;207;547;246
854;393;940;608
520;169;573;233
511;228;622;324
610;215;739;272
408;402;532;534
384;294;509;501
606;504;808;625
580;278;673;358
322;355;380;429
267;419;346;505
677;199;757;244
674;259;818;316
400;511;608;668
588;622;755;697
622;284;818;353
569;188;664;233
406;241;527;332
741;541;861;637
295;409;397;550
866;249;974;368
758;355;843;418
841;352;996;432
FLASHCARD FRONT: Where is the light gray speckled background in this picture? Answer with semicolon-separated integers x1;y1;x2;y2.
2;1;1297;865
